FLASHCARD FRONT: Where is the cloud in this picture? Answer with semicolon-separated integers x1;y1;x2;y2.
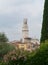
0;0;45;41
0;0;44;15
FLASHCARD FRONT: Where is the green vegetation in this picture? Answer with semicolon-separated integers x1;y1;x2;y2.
0;42;48;65
0;32;8;43
40;0;48;43
0;32;15;61
28;42;48;65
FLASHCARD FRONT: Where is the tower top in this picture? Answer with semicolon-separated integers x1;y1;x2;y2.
23;18;28;31
24;18;27;24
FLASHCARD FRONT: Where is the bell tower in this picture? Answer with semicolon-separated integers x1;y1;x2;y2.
22;18;29;42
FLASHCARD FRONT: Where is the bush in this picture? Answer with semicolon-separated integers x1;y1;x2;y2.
26;42;48;65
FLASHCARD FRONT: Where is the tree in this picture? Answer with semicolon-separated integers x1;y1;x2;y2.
40;0;48;43
0;32;8;43
0;32;15;61
0;42;15;58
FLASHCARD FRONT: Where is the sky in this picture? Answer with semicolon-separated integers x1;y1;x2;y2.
0;0;45;41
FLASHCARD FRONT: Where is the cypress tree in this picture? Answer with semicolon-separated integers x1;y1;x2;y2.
40;0;48;43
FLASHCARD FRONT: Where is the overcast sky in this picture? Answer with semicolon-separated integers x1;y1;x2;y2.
0;0;45;41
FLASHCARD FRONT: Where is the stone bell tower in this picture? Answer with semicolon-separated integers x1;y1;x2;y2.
22;18;29;42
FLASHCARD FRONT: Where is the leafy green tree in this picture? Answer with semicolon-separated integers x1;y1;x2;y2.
26;42;48;65
40;0;48;43
0;32;8;43
0;32;15;61
0;42;15;60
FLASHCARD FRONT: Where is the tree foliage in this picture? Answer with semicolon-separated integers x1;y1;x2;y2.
40;0;48;43
0;32;15;61
0;32;8;43
0;42;48;65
